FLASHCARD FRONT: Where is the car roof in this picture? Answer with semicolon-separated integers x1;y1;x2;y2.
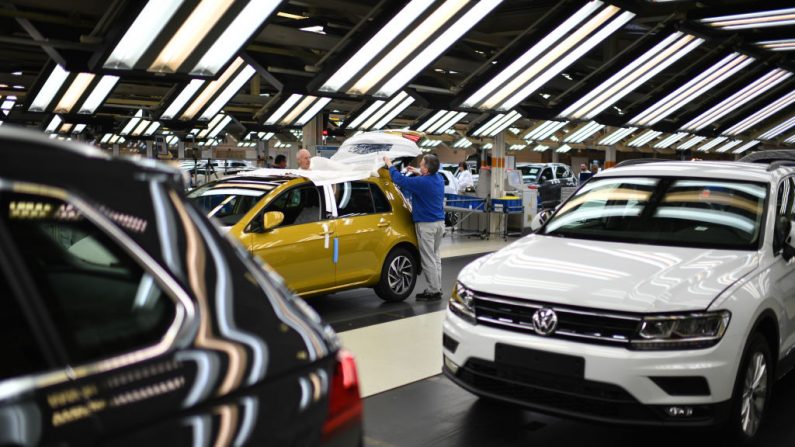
598;160;786;183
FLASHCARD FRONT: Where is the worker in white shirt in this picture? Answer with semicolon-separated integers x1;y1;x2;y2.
455;161;474;193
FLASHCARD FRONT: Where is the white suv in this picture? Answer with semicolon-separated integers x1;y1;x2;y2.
444;156;795;443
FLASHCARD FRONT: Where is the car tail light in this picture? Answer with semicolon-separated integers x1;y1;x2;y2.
322;349;362;438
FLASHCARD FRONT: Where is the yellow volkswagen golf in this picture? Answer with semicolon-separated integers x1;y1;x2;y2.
189;168;420;301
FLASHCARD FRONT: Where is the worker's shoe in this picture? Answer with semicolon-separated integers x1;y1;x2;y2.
416;290;442;301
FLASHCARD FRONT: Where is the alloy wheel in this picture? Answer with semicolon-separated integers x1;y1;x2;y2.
740;351;768;437
387;255;413;295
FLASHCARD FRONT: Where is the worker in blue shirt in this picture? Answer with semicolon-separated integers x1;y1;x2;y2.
384;154;445;301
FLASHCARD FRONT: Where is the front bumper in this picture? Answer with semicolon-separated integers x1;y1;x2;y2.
443;311;740;426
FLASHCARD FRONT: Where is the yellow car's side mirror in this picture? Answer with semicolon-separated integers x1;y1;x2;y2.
263;211;284;231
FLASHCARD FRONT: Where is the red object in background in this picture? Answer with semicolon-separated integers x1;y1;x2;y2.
401;133;422;143
322;349;362;439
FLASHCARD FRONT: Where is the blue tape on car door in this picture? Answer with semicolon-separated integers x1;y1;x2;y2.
333;238;339;264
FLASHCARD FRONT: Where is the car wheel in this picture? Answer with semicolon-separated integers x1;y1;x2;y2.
726;333;773;445
374;247;417;302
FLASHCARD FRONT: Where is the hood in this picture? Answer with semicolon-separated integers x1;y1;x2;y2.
460;235;760;313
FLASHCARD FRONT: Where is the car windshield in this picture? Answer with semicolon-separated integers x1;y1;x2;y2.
541;176;767;250
518;165;541;183
189;183;274;226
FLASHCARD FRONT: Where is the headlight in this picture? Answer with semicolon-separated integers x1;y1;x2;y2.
630;311;731;350
449;282;476;324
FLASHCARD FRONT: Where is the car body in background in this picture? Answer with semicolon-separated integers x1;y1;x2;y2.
190;169;420;302
0;127;361;446
515;162;576;187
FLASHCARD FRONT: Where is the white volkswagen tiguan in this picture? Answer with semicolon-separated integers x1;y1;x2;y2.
444;156;795;443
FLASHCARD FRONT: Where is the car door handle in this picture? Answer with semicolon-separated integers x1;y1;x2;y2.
377;219;389;227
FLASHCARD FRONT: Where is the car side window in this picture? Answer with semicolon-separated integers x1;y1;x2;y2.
370;183;392;213
335;182;375;217
540;167;553;182
556;166;570;179
0;275;48;380
1;192;176;365
774;178;795;252
264;184;324;227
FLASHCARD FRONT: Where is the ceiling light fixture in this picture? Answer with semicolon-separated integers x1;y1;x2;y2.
462;1;634;111
628;130;662;147
533;144;550;152
563;121;604;143
561;32;704;120
598;126;637;145
471;110;522;137
524;120;568;140
714;139;743;153
723;88;795;135
697;136;728;152
701;7;795;30
654;132;689;149
28;65;69;112
345;91;415;130
676;135;706;150
416;110;468;134
758;114;795;140
680;69;793;131
556;144;572;153
757;38;795;52
629;53;754;126
733;140;760;154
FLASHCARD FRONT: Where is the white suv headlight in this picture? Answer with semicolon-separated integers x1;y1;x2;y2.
631;311;731;350
449;282;476;324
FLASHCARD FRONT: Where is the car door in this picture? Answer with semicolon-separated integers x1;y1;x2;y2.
769;176;795;359
332;181;392;286
0;187;195;444
247;183;336;294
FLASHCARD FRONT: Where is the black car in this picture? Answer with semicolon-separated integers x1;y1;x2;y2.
0;127;361;446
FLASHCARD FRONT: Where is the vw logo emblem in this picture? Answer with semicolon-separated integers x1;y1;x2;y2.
532;308;558;336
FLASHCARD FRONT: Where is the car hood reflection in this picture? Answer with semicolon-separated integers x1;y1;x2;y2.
460;235;760;313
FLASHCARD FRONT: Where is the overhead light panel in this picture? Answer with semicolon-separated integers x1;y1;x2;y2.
45;115;62;133
733;140;760;154
78;76;120;114
785;134;795;144
677;135;706;150
629;53;754;126
462;1;634;111
471;110;522;137
758;39;795;52
120;110;144;136
509;144;526;151
345;92;415;130
263;94;332;127
598;126;636;145
320;0;501;97
199;64;257;120
723;88;795;136
420;139;442;148
681;69;792;131
628;130;662;147
208;114;233;139
106;0;281;76
533;144;550;152
524;120;568;141
563;121;604;143
144;121;161;136
759;114;795;140
714;139;743;153
72;124;86;134
697;136;728;152
654;132;689;149
454;138;473;148
556;144;572;153
560;32;704;120
54;73;95;113
28;65;69;112
701;7;795;30
416;110;467;134
161;79;205;120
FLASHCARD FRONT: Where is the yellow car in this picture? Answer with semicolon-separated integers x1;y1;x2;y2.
189;168;420;301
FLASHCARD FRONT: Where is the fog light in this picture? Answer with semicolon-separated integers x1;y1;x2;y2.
665;406;693;417
444;356;460;374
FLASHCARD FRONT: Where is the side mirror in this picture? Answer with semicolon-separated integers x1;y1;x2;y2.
262;211;284;231
530;209;552;232
784;221;795;262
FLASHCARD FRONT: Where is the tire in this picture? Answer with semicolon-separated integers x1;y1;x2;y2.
374;246;417;302
725;333;773;445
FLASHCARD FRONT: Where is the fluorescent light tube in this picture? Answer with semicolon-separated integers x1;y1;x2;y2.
434;111;467;134
681;69;792;131
462;1;603;109
556;144;572;153
484;111;522;136
598;126;637;145
200;64;256;120
733;140;760;154
347;101;384;129
362;92;409;130
472;114;504;136
72;124;86;134
29;65;69;112
105;0;184;70
373;96;415;130
759;114;795;140
161;79;205;120
377;0;503;97
417;110;449;133
702;7;795;30
79;75;119;114
150;0;234;73
45;115;62;133
181;57;244;120
264;93;303;125
697;136;727;152
131;119;151;136
192;0;281;75
109;134;121;144
714;140;743;153
101;133;112;144
350;0;467;95
54;73;96;113
628;130;661;147
533;144;549;152
208;114;233;138
321;0;434;93
724;88;795;135
654;132;689;148
630;53;753;126
144;121;161;136
676;135;706;150
758;39;795;51
296;97;332;126
564;121;604;143
280;96;316;126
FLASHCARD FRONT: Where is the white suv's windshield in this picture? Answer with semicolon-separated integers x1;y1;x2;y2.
541;176;767;250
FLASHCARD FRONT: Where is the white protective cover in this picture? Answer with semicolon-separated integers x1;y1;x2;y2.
248;131;422;186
